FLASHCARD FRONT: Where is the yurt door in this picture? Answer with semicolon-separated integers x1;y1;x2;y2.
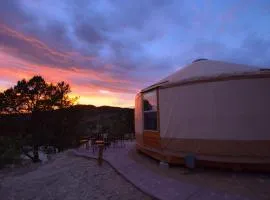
142;89;161;150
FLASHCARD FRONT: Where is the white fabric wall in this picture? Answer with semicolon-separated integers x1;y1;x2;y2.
135;93;143;134
159;78;270;140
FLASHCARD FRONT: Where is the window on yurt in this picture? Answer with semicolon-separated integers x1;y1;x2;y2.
143;90;158;131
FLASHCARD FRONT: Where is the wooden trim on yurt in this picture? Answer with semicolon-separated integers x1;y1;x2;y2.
143;131;161;150
157;87;160;132
160;71;270;90
136;142;270;172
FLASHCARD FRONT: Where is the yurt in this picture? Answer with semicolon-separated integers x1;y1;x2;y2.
135;59;270;171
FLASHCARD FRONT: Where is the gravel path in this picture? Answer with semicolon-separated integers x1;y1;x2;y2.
75;142;270;200
0;151;154;200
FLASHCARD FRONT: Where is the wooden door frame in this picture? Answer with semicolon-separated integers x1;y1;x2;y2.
142;87;161;150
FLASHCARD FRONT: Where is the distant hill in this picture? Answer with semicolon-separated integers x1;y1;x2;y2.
0;105;134;137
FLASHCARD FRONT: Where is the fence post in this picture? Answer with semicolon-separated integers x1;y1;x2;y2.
96;140;104;166
86;141;89;150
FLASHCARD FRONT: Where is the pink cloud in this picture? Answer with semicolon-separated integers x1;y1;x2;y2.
0;51;136;107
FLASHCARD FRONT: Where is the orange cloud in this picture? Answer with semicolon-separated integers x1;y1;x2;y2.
70;93;134;108
0;51;136;107
0;24;140;107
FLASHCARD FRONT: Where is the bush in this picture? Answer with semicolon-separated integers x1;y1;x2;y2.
0;136;21;168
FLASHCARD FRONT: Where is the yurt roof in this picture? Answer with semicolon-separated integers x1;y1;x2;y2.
142;59;265;92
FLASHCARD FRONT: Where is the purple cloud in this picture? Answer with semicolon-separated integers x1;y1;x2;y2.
0;0;270;106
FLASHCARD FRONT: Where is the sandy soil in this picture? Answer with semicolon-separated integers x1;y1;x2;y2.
128;147;270;200
0;151;154;200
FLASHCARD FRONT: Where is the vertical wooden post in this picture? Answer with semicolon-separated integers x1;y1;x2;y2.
98;145;104;166
96;140;104;166
86;141;89;150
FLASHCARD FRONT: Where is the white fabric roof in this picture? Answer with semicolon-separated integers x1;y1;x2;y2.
143;60;261;91
162;59;260;83
142;60;260;91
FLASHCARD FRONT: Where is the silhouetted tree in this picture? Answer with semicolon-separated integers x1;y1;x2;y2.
143;100;152;111
0;75;77;162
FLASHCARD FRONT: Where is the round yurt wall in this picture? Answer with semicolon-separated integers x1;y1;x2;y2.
159;77;270;159
135;59;270;169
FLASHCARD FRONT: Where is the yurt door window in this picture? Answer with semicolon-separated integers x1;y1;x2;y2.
143;90;158;131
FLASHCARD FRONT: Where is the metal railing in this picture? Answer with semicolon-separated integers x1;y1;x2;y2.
80;134;135;153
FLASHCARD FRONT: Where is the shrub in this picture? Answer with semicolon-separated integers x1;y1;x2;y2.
0;136;21;168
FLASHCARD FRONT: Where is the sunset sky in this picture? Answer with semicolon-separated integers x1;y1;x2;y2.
0;0;270;107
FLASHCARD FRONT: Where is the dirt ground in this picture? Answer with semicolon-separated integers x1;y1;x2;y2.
0;151;154;200
128;147;270;200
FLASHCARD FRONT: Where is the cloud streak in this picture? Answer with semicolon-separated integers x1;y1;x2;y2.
0;24;96;67
0;0;270;107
